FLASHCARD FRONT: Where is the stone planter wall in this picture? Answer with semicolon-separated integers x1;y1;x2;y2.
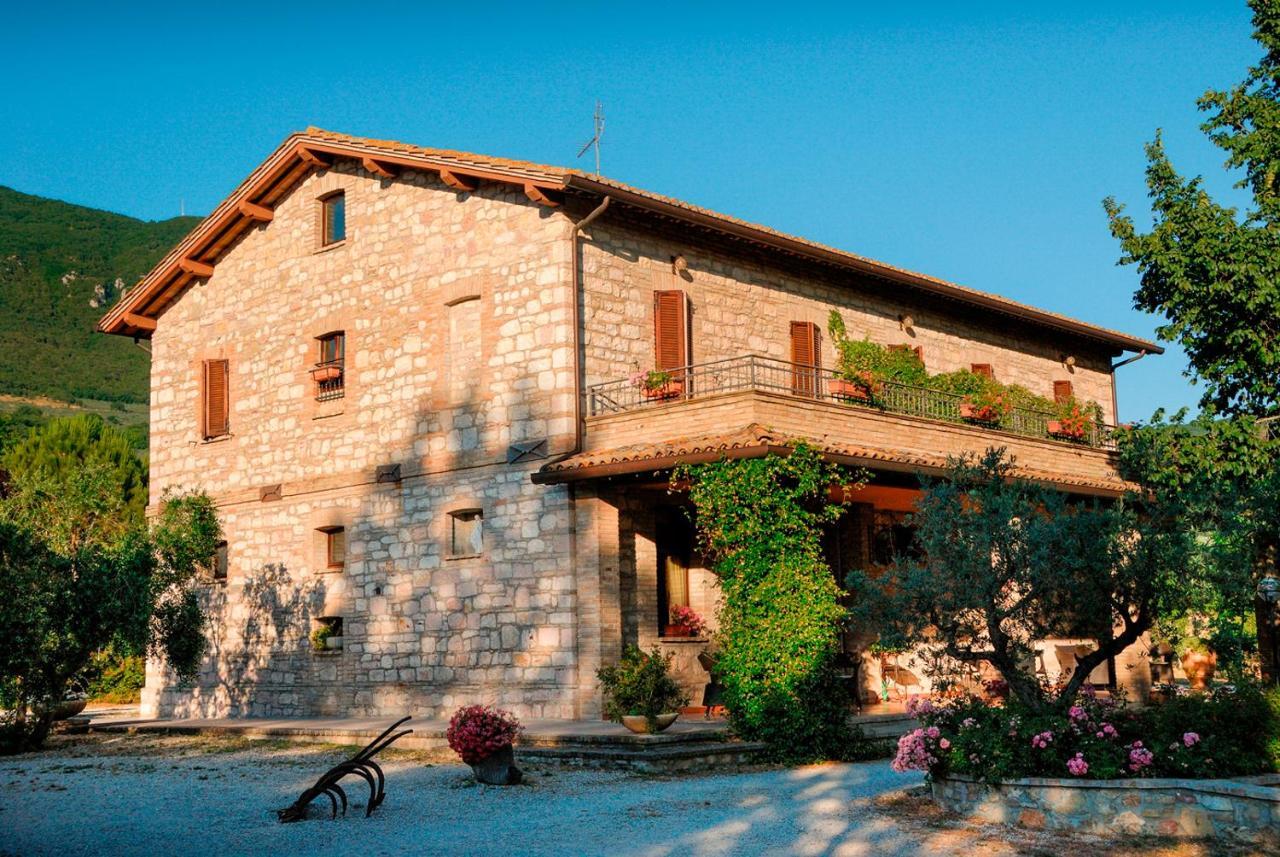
932;773;1280;844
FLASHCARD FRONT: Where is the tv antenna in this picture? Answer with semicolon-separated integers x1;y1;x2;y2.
577;100;604;177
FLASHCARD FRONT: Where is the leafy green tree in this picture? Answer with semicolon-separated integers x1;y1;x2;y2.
849;449;1197;712
1105;0;1280;416
675;444;869;760
3;414;147;539
0;406;46;454
0;466;219;753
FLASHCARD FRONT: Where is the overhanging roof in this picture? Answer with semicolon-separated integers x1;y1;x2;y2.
532;423;1134;497
98;127;1163;355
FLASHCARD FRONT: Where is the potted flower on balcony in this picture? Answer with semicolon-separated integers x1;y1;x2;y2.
664;604;708;638
631;369;684;402
447;704;524;785
1046;399;1090;441
597;646;690;734
311;362;342;382
829;369;881;403
959;387;1011;425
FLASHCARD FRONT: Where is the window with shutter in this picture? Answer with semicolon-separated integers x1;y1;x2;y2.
889;343;925;365
202;359;229;439
790;321;821;396
971;363;994;379
653;289;690;385
1053;380;1074;404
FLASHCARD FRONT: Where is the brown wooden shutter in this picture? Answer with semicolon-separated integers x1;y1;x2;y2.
203;359;229;439
971;363;994;378
1053;380;1074;404
790;321;821;396
653;290;689;376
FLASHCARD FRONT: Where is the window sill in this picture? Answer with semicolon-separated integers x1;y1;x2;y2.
200;434;233;445
318;566;345;574
315;239;347;254
658;636;710;644
445;553;484;562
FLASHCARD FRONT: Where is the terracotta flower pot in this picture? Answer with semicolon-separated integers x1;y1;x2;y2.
829;377;872;402
960;403;1001;423
621;713;679;734
311;365;342;382
1180;650;1217;691
663;623;692;637
641;379;684;401
469;743;522;785
1046;420;1086;440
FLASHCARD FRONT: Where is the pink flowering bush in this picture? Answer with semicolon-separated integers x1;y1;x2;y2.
446;705;522;765
888;681;1277;783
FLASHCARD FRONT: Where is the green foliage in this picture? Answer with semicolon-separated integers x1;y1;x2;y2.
310;624;335;652
596;646;689;730
675;444;870;760
3;414;148;532
83;649;145;704
0;487;220;753
1105;0;1280;416
827;311;1104;432
850;448;1197;711
1115;410;1279;678
0;406;48;453
0;185;198;405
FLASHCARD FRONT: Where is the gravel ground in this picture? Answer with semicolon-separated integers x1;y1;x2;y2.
0;734;927;857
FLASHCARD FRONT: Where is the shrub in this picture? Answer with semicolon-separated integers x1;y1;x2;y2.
597;646;688;730
446;705;522;765
893;684;1279;783
83;649;145;704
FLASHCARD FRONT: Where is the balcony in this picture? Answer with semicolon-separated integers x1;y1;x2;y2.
574;355;1126;494
589;355;1116;448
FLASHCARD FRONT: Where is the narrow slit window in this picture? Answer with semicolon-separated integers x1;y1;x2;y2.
202;358;230;439
449;509;483;557
321;192;345;245
210;541;228;583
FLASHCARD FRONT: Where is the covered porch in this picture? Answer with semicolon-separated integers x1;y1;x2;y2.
540;423;1147;720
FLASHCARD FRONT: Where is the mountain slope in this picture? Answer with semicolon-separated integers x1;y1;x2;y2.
0;186;198;404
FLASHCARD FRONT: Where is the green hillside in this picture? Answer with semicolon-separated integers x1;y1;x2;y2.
0;185;198;404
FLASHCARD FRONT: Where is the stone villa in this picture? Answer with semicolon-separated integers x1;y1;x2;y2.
99;128;1161;720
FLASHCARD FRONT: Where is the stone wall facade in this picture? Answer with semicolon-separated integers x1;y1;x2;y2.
145;161;579;718
932;773;1280;845
580;221;1118;423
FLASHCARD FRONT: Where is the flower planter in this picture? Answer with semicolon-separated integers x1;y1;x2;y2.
829;378;873;402
469;743;522;785
1180;650;1217;691
959;403;1002;424
662;623;693;638
311;365;342;382
50;698;88;721
621;713;679;734
1046;420;1087;441
641;380;684;402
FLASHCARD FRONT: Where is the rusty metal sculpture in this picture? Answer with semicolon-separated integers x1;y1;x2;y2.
277;716;413;823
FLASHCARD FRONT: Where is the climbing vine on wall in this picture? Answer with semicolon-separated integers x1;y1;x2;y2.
674;443;870;760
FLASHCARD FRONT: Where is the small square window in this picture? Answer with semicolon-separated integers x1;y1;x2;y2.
319;526;346;570
449;509;483;558
321;192;345;245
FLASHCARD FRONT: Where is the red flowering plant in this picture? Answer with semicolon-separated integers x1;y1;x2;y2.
668;604;707;637
446;705;522;765
959;385;1013;425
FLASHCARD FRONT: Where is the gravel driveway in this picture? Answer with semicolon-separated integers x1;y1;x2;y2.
0;734;927;857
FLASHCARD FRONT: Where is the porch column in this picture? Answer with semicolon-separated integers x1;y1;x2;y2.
571;483;623;719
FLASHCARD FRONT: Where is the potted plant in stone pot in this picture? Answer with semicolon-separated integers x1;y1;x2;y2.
1160;614;1218;691
447;705;523;785
664;604;707;638
597;645;689;734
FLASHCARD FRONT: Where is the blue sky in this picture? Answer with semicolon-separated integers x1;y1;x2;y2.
1;2;1259;421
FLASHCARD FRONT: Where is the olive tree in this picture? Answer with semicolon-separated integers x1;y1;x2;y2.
848;448;1197;711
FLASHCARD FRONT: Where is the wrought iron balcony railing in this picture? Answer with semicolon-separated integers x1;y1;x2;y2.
587;354;1117;450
